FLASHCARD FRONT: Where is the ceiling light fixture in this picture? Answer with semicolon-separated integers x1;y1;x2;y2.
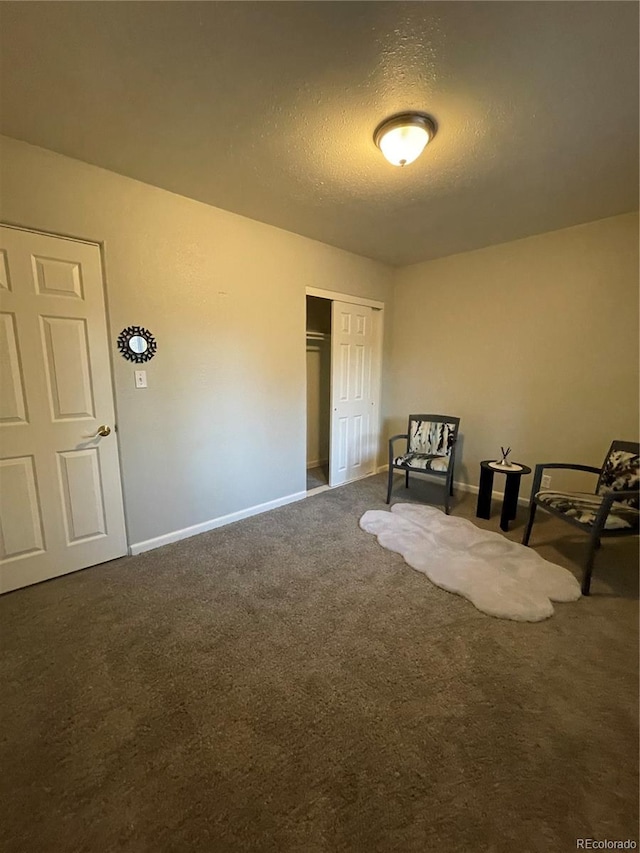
373;112;437;167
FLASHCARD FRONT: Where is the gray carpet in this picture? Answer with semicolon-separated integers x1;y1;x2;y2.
1;474;638;853
307;464;329;491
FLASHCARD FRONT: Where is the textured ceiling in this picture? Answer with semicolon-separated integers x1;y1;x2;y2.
0;1;638;266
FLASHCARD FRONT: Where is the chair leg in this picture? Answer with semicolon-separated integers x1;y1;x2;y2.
386;467;393;504
521;502;537;546
405;470;410;489
444;474;453;514
581;534;600;596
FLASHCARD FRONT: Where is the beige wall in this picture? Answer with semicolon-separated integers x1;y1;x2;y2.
0;136;393;547
2;134;637;545
389;212;640;492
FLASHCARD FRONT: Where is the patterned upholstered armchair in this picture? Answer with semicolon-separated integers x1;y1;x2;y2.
522;440;639;595
386;415;460;514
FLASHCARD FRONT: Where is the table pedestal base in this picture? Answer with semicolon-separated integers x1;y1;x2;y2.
476;461;531;532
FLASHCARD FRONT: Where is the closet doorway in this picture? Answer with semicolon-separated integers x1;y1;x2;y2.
306;296;331;490
305;288;384;492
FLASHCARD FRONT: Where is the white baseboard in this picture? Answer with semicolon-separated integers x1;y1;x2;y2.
129;471;531;557
129;490;307;555
380;468;530;507
453;479;530;507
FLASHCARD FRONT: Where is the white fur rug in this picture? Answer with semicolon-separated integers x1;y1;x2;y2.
360;503;581;621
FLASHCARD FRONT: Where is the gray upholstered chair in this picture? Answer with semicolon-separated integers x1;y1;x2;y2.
386;415;460;514
522;440;639;595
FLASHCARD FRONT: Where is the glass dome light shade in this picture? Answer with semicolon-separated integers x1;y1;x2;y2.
374;113;437;167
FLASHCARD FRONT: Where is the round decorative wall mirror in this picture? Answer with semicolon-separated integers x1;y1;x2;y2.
117;326;157;363
129;335;148;354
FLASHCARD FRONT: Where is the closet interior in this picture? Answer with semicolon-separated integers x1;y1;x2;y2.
305;296;331;490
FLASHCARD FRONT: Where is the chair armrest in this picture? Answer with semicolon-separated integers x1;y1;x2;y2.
389;434;408;445
535;463;601;474
388;434;408;466
529;462;600;502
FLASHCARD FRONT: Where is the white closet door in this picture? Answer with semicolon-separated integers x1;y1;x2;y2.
0;226;127;593
329;301;375;486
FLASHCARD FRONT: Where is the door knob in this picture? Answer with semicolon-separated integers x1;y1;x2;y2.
97;425;111;437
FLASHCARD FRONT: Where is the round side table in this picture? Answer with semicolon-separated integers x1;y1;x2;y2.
476;460;532;532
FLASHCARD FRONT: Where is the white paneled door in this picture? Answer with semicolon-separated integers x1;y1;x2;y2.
0;226;127;593
329;301;376;486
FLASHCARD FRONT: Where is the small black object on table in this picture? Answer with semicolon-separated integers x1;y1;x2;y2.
476;460;532;532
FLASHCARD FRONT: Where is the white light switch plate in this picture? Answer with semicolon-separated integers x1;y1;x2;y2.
134;370;147;388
